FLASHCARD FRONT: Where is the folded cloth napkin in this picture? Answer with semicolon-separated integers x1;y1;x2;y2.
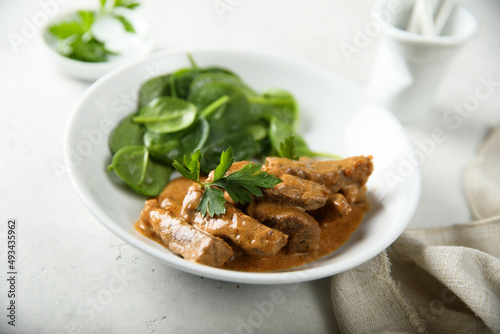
331;123;500;334
331;218;500;333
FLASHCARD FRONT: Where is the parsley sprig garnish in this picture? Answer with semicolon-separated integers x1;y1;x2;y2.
275;136;298;160
172;148;282;217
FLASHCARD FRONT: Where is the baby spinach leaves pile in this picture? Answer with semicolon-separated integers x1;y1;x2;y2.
48;0;139;62
107;55;331;196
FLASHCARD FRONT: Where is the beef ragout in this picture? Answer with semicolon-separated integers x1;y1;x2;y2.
136;155;373;272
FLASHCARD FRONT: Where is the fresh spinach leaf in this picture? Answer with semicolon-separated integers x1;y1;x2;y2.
109;145;172;196
137;75;172;109
134;97;197;134
144;117;209;165
189;72;256;98
269;116;317;158
172;67;239;100
108;113;145;154
249;89;298;129
269;117;339;159
199;95;230;118
201;127;260;173
188;82;255;125
204;67;237;76
172;68;203;99
246;121;268;141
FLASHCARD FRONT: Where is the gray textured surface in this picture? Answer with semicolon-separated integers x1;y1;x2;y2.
1;0;499;333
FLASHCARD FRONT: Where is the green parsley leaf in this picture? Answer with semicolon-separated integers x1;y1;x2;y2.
198;187;226;218
68;37;115;63
78;10;95;30
125;3;140;9
114;0;141;9
277;136;298;160
49;11;94;40
172;148;282;217
211;147;234;182
172;150;202;182
113;15;136;33
213;162;281;204
49;21;85;39
48;3;139;63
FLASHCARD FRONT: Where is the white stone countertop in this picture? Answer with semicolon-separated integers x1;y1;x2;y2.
1;0;499;333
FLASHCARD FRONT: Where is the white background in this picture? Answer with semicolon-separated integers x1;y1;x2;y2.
1;0;499;333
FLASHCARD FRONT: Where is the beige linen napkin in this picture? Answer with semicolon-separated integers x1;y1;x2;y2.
331;219;500;333
331;124;500;334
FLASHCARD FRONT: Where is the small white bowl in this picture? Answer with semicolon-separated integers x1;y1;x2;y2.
39;9;155;81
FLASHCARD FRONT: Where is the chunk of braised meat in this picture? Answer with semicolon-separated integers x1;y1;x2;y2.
263;156;373;204
179;182;204;221
341;185;367;205
310;193;353;221
329;193;352;216
157;177;194;208
180;183;288;257
261;174;329;211
247;201;320;253
140;199;233;267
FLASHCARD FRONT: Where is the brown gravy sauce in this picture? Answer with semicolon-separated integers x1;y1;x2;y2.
135;177;367;272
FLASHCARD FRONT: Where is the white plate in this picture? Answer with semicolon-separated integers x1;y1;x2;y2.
65;47;420;284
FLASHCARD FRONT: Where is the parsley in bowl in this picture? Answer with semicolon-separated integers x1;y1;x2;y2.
40;0;154;80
